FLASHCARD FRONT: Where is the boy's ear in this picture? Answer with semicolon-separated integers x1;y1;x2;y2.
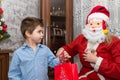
25;31;31;38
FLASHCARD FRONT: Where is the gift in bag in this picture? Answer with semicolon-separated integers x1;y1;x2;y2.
54;62;78;80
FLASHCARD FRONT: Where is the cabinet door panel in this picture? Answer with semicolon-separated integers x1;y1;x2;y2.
0;60;2;80
0;54;9;80
42;0;73;54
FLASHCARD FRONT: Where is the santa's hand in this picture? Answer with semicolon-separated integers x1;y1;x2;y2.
83;52;98;63
63;50;71;59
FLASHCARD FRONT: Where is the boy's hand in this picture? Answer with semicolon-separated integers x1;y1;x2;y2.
56;48;64;57
56;48;71;63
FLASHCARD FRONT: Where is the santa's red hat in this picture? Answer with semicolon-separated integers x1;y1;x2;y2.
86;5;110;24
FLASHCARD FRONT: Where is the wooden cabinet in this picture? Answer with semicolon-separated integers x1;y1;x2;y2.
41;0;73;79
41;0;73;53
0;50;13;80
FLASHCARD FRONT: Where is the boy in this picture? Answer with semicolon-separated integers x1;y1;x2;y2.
8;17;60;80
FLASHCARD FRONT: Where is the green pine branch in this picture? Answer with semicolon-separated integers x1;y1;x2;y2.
0;31;10;42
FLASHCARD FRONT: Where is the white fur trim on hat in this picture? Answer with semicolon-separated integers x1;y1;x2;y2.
88;13;109;23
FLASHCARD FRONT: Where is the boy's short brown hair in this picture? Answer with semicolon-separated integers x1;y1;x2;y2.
20;17;43;39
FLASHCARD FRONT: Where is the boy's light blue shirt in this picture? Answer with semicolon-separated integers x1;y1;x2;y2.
8;44;60;80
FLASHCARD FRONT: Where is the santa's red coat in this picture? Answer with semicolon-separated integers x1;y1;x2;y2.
63;34;120;80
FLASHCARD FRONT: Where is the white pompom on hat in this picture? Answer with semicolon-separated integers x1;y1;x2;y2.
86;5;110;24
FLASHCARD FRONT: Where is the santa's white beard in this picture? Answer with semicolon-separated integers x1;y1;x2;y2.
82;26;106;43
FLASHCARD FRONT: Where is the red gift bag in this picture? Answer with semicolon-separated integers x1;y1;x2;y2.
54;62;78;80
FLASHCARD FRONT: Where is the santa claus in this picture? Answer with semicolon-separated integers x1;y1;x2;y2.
56;5;120;80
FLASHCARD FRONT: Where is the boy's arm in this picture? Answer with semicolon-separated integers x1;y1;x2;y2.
8;52;21;80
47;48;60;68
